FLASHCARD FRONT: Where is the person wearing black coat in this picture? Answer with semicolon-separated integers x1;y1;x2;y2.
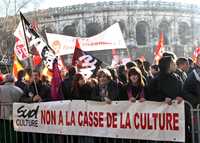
29;70;51;102
187;57;195;75
15;70;29;97
19;70;51;103
175;57;189;83
70;73;92;100
183;55;200;108
147;56;183;104
183;55;200;143
60;66;76;100
117;64;127;84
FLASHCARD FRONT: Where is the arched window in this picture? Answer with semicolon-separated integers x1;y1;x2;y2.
63;24;76;36
86;23;101;37
136;21;149;45
45;27;53;33
178;22;190;45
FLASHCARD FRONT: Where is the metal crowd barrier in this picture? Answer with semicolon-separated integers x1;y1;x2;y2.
184;100;200;143
1;101;198;143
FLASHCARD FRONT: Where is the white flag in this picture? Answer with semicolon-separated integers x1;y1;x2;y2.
13;22;29;61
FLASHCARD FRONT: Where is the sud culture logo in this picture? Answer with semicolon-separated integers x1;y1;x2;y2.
16;105;39;127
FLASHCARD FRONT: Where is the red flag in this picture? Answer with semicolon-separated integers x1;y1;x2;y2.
72;39;82;66
72;39;102;78
154;32;164;64
51;59;63;100
193;47;200;62
33;55;42;66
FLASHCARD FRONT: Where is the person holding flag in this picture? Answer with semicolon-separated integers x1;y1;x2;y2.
71;39;121;103
13;12;58;102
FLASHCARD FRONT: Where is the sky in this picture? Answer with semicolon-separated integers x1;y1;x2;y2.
0;0;200;17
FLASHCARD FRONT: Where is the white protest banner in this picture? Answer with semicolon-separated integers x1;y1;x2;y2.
46;33;75;56
13;100;185;142
46;23;127;56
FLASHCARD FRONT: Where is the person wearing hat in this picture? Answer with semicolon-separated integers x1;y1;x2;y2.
0;74;23;107
147;56;183;104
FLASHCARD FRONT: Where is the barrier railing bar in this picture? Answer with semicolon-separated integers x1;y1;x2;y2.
9;119;12;143
196;104;200;143
185;100;195;143
3;106;7;143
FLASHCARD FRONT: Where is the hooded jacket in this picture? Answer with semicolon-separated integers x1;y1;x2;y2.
147;56;183;101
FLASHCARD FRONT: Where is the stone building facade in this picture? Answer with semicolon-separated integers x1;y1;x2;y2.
1;0;200;64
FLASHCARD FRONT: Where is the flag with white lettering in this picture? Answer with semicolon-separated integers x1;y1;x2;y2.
19;12;56;69
72;39;102;78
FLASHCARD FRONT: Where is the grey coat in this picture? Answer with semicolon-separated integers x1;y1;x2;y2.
0;82;23;120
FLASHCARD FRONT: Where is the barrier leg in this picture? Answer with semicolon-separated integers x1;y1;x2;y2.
3;119;7;143
15;128;18;143
197;106;200;143
191;110;195;143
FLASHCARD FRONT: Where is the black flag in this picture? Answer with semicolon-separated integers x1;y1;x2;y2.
72;39;102;78
19;12;56;69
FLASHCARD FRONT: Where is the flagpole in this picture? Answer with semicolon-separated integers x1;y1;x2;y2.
20;12;39;96
20;13;55;55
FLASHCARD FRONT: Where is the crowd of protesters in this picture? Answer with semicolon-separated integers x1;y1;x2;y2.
0;51;199;143
2;52;198;107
